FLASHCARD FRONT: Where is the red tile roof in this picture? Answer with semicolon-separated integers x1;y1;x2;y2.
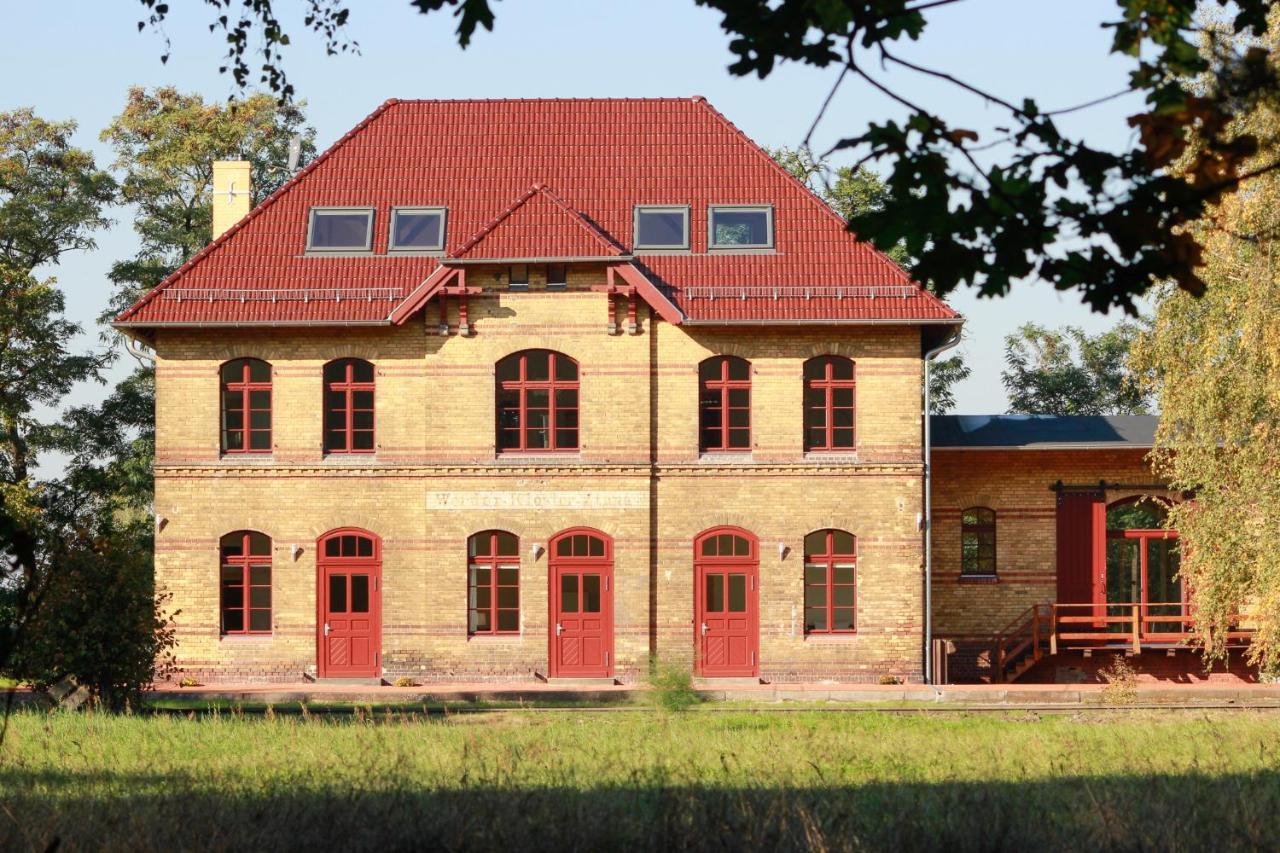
116;98;960;328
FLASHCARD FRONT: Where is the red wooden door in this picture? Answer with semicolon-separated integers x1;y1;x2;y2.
548;529;614;678
1055;490;1104;605
317;529;381;678
694;527;759;677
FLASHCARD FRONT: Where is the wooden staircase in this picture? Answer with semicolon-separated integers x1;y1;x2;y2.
992;603;1052;683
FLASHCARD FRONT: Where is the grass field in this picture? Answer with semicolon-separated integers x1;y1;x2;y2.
3;707;1280;851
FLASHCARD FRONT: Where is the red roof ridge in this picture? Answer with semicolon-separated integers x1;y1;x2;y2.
116;97;402;323
688;97;922;290
449;183;625;259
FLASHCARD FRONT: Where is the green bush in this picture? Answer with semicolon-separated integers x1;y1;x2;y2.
647;658;702;711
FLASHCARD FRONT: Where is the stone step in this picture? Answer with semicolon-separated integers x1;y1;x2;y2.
543;677;620;687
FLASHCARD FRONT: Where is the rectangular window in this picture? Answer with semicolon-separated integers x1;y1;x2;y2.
307;208;374;251
546;263;567;288
389;207;446;251
709;206;773;249
509;264;529;288
634;206;689;250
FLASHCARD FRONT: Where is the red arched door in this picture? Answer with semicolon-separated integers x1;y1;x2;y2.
548;528;614;678
694;526;759;677
317;528;382;678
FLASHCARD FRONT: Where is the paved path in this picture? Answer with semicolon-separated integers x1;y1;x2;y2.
148;679;1280;707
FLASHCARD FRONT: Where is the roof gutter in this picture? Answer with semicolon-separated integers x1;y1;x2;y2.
933;443;1155;451
112;320;393;329
922;324;962;686
444;255;634;265
680;317;963;326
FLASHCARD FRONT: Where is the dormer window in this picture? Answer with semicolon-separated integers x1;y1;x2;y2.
709;206;773;249
546;264;567;289
634;206;689;250
389;207;446;251
509;264;530;288
307;207;374;252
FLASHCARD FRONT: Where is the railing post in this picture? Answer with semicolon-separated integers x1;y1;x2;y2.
1049;605;1058;656
1131;604;1141;654
994;638;1004;683
1031;610;1041;661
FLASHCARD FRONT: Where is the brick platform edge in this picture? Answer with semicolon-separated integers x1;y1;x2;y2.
134;680;1280;706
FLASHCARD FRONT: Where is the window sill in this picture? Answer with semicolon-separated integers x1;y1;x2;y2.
958;575;999;585
698;452;753;464
219;453;274;463
495;452;582;463
322;453;379;464
220;633;273;643
803;451;859;463
803;633;859;642
467;633;524;643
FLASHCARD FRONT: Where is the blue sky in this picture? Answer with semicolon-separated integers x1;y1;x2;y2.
4;0;1147;418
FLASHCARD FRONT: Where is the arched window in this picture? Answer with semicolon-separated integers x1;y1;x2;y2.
699;355;751;451
803;529;857;634
697;528;755;559
220;530;272;634
803;356;855;451
960;507;997;577
220;358;272;453
324;358;375;453
496;350;579;452
468;531;520;635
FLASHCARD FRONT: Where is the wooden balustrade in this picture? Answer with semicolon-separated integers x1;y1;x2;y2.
991;601;1253;683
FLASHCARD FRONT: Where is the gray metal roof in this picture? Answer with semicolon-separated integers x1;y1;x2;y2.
931;415;1157;449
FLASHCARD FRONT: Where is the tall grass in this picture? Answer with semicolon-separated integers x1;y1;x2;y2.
2;709;1280;850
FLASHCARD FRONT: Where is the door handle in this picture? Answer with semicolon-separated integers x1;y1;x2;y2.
556;623;563;637
701;622;709;636
323;622;331;637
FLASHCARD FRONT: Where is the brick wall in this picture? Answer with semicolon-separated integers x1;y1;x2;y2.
153;270;928;684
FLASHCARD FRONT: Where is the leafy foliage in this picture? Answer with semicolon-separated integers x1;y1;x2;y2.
1002;322;1150;416
1130;14;1280;670
772;145;968;412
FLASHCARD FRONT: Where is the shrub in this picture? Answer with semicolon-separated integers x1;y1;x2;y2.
393;676;419;688
1100;655;1139;705
648;658;702;712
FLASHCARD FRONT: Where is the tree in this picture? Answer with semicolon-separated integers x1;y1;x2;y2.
115;0;1278;313
0;109;117;689
1002;322;1150;416
773;145;968;412
1129;15;1280;671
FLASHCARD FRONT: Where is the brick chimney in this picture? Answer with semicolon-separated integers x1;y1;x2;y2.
212;160;252;240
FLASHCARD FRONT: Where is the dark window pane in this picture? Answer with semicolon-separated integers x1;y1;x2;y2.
496;356;520;383
557;538;572;557
588;536;604;557
833;428;855;448
728;408;750;428
804;531;826;556
248;431;272;451
728;574;746;612
497;610;519;632
832;530;855;555
527;389;549;410
473;587;491;609
352;431;375;451
221;585;244;610
555;429;578;448
560;574;579;613
249;410;271;430
728;428;750;448
833;586;855;607
555;407;578;428
727;358;750;381
728;388;749;408
509;264;529;285
350;360;374;383
497;587;519;608
554;357;577;382
711;209;770;246
805;608;827;633
249;586;271;608
329;574;347;613
352;410;374;430
248;610;271;632
325;538;341;557
636;210;686;246
804;565;827;585
804;358;826;381
471;609;490;632
392;210;443;249
352;390;374;410
733;536;750;557
830;358;854;381
525;352;549;381
583;575;601;613
249;391;271;411
832;388;855;408
497;566;519;585
701;537;717;557
804;586;826;607
705;574;724;612
833;564;856;585
472;534;492;557
833;407;854;428
699;359;720;383
245;532;270;555
249;564;271;587
804;388;826;409
555;388;578;412
311;211;371;249
495;532;518;557
471;566;492;588
324;361;345;383
223;609;244;633
547;264;568;285
833;608;856;631
221;360;243;383
351;575;369;613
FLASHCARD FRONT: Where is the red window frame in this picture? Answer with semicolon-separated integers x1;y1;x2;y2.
220;530;272;635
699;355;751;451
803;356;856;451
803;529;857;635
961;507;997;577
468;530;521;635
323;358;375;454
220;358;272;454
496;350;579;452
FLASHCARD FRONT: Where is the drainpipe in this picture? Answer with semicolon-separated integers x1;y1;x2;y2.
123;335;156;367
922;326;962;684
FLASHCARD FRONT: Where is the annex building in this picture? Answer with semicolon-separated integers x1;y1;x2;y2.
117;98;1253;685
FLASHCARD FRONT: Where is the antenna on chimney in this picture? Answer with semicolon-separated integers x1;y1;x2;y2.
287;136;302;173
